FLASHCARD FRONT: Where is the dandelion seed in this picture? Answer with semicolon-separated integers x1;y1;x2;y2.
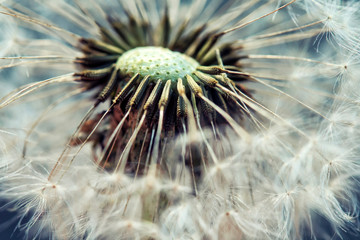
0;0;360;239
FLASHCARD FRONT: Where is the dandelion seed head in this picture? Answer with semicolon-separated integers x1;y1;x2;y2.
1;0;360;239
117;46;199;82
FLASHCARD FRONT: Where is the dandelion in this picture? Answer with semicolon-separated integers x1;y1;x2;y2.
0;0;360;239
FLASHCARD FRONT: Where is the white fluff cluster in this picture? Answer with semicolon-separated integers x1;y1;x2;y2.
0;0;360;239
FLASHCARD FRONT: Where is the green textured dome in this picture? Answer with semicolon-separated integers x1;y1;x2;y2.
117;47;199;82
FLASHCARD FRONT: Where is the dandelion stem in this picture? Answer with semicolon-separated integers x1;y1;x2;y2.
219;0;297;36
0;74;75;108
0;59;77;70
216;83;309;138
55;104;115;183
150;80;172;167
0;6;81;42
47;103;98;181
100;108;131;169
246;54;341;68
247;18;326;40
115;111;147;173
223;70;330;120
22;88;85;157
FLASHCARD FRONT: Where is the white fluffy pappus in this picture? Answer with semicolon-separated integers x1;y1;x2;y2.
0;0;360;239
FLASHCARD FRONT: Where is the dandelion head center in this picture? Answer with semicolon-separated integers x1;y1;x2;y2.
117;47;199;82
